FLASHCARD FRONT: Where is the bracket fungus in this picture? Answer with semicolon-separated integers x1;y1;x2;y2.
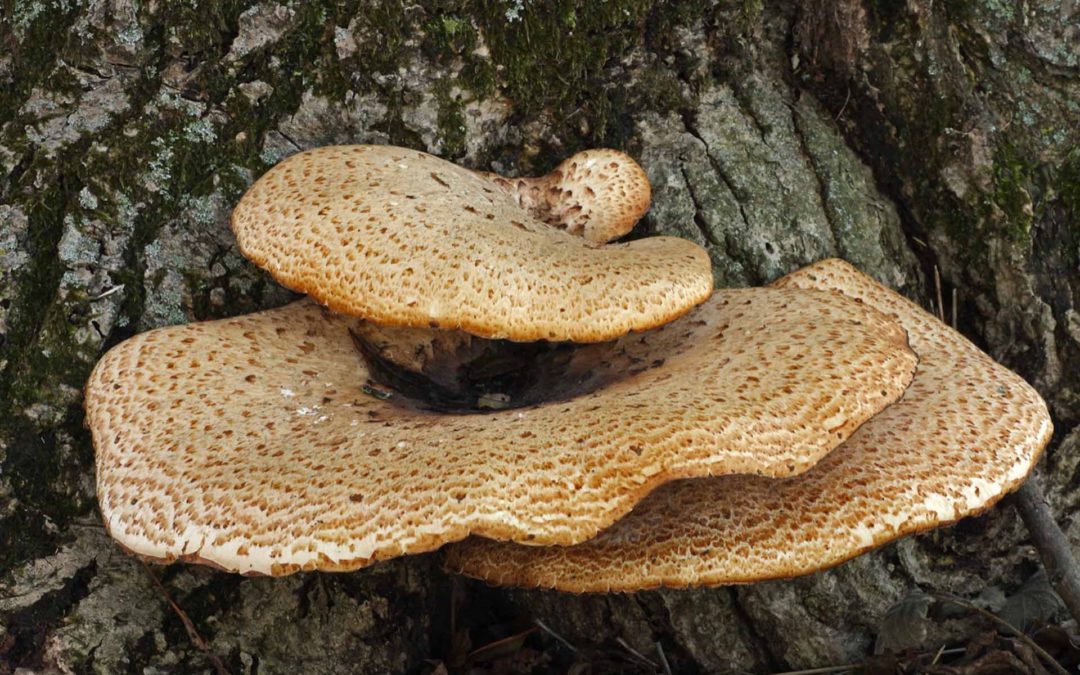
444;259;1054;592
84;147;922;576
85;285;916;574
231;145;711;343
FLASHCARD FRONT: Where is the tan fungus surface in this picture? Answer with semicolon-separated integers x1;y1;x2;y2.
480;148;652;244
232;145;708;343
87;283;916;575
444;259;1053;592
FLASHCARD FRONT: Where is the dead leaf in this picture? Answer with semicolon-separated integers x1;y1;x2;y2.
877;588;934;654
1000;571;1063;633
467;627;538;664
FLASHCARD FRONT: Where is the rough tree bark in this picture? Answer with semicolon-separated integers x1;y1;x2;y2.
1;0;1078;673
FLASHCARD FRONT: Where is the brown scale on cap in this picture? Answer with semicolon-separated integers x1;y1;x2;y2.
86;281;916;575
232;145;707;343
444;259;1054;593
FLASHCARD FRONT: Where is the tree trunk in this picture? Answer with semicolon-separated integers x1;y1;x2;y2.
1;0;1077;672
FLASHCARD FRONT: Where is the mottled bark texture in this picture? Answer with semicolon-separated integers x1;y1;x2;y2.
1;0;1077;673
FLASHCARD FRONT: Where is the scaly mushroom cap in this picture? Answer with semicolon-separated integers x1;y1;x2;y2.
480;148;652;243
444;259;1053;592
232;145;709;343
87;281;916;575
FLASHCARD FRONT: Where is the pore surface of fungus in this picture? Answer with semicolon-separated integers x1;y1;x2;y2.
444;259;1054;592
87;281;916;575
232;145;712;342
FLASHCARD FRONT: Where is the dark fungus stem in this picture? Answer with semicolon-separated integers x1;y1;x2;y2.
1014;473;1080;626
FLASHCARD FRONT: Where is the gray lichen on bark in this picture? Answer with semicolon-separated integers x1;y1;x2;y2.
1;0;1078;672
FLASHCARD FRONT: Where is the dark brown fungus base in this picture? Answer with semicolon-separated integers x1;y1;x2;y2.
348;321;641;413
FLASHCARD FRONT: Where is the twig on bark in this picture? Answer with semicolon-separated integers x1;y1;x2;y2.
615;637;657;668
87;284;125;301
834;87;851;122
533;618;578;653
930;643;947;665
951;287;958;329
933;265;945;323
771;648;969;675
1014;475;1080;626
140;561;229;675
655;641;673;675
771;663;859;674
931;591;1069;675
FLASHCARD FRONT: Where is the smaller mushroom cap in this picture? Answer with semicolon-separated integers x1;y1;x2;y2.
232;145;709;343
481;148;652;244
86;278;916;575
444;259;1053;592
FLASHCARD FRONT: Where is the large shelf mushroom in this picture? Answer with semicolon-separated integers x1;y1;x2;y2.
231;145;712;342
444;259;1053;592
85;147;920;575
